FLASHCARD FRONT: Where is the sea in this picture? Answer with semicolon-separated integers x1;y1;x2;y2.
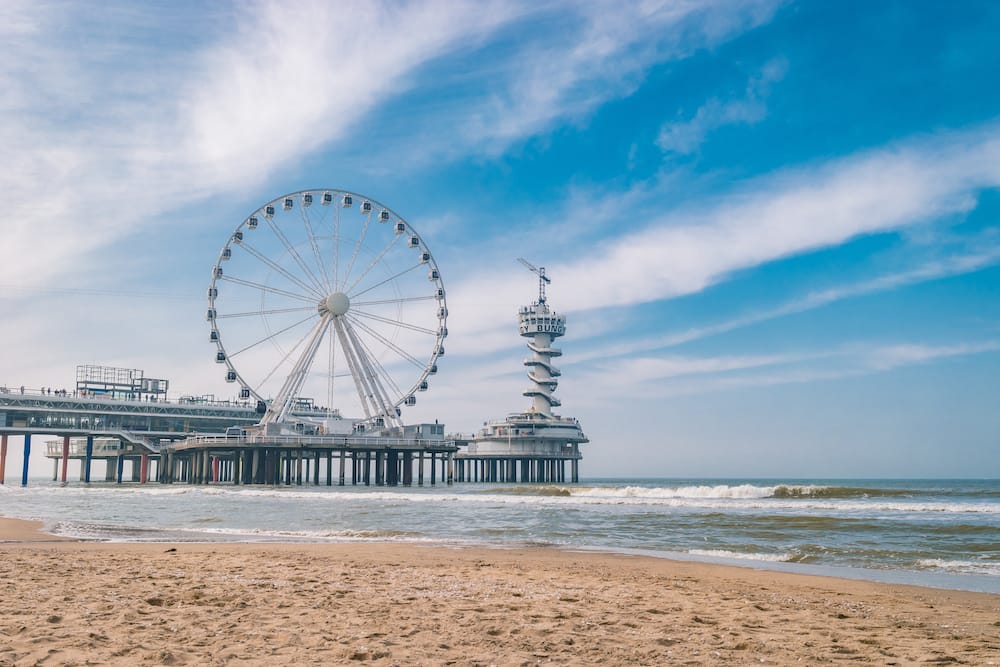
2;478;998;594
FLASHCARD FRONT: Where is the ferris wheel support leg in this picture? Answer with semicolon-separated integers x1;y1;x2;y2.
340;318;400;427
263;314;332;426
333;318;375;421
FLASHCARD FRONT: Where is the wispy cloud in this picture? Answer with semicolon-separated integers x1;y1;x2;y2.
443;121;1000;353
0;1;520;288
453;1;782;157
0;0;779;294
569;244;1000;364
565;339;1000;404
657;57;788;154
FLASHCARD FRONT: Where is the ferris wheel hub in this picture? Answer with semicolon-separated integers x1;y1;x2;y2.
323;291;351;316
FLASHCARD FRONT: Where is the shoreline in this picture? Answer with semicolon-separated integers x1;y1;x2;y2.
8;512;999;595
5;514;999;595
2;517;998;665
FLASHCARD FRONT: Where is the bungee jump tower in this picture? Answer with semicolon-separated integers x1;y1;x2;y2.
455;259;588;483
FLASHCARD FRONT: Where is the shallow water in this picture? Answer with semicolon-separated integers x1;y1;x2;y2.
2;477;997;593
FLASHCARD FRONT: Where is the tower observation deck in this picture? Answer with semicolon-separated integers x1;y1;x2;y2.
455;260;588;484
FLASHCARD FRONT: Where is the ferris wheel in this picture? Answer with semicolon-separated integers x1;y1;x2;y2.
207;189;447;428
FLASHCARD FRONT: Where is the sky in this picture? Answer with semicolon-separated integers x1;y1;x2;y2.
1;0;998;478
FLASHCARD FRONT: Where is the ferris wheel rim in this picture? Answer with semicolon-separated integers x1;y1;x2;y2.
206;187;448;420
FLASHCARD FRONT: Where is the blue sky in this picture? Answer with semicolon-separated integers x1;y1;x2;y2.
1;0;998;478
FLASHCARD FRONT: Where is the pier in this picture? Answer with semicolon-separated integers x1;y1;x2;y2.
0;381;458;487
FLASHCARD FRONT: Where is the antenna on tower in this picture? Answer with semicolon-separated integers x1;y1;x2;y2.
517;257;551;304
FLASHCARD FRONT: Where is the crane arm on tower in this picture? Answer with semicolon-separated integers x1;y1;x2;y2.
517;257;550;304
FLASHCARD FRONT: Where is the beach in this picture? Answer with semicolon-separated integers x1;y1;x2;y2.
1;518;997;665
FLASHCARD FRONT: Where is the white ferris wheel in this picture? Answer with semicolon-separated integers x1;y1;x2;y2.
207;189;447;429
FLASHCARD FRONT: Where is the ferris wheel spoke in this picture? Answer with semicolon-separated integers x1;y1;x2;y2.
344;232;403;295
263;216;328;296
239;239;326;299
345;319;404;398
332;205;342;291
300;207;333;293
352;295;437;308
340;210;374;291
217;305;316;319
253;318;314;396
346;314;426;369
226;313;317;359
219;276;318;304
349;262;422;299
351;308;439;335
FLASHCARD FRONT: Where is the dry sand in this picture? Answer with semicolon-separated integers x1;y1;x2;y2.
0;518;997;666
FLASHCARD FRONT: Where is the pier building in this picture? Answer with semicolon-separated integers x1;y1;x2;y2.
455;260;588;483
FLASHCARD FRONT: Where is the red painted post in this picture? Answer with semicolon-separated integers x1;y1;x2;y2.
0;434;7;484
60;436;70;483
140;453;149;484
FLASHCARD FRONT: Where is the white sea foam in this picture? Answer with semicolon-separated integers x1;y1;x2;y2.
572;484;783;499
195;526;446;543
915;559;1000;577
687;549;794;563
7;482;998;514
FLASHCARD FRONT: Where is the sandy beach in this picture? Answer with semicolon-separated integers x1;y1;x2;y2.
0;518;996;666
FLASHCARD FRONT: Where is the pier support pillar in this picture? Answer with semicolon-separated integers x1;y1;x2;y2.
295;449;303;486
20;434;31;486
402;451;412;486
60;436;70;483
0;434;6;484
116;453;124;484
418;451;424;486
430;453;436;485
339;450;346;486
83;436;93;484
447;453;454;486
325;451;332;486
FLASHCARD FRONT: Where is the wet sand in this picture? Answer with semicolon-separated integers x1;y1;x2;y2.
0;518;997;665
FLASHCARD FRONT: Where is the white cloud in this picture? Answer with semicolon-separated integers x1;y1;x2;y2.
568;244;1000;364
0;1;526;292
657;57;787;154
557;123;1000;311
864;341;1000;371
439;122;1000;359
563;339;1000;406
455;1;781;156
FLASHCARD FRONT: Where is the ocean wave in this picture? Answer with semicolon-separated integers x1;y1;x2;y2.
687;549;795;563
196;527;431;542
915;559;1000;577
572;484;779;499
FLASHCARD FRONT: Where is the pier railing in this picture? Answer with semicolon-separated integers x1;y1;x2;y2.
169;433;457;452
